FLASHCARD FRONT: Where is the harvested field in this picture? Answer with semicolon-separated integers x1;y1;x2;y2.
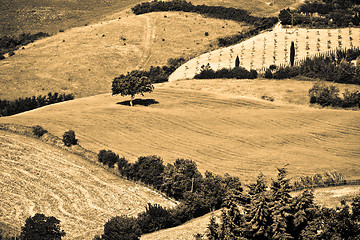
0;131;175;239
169;26;360;81
1;87;359;184
0;12;248;100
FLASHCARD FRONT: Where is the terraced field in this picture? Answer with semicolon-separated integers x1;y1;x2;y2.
0;131;175;239
170;26;360;81
1;86;359;184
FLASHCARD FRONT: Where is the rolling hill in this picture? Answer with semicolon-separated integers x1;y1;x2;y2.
0;131;175;239
0;11;248;101
1;83;359;184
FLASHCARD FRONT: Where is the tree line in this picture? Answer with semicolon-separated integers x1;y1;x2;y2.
95;151;243;238
279;0;360;27
0;32;49;59
0;92;74;117
194;63;258;79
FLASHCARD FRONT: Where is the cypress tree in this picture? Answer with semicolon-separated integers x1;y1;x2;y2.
235;55;240;68
290;41;295;66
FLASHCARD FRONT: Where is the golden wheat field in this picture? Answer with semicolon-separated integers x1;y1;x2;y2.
1;84;359;184
0;131;175;239
169;26;360;81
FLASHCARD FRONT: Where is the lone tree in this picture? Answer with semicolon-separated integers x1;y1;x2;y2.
112;71;154;107
290;41;295;66
20;213;66;240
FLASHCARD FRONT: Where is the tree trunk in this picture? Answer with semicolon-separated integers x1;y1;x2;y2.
130;95;134;107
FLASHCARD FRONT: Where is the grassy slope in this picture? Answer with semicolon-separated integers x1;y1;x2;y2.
1;84;359;184
0;131;175;239
0;12;248;100
0;0;147;37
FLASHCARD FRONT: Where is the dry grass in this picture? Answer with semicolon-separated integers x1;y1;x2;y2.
1;86;359;184
169;26;360;81
161;78;360;106
0;131;175;239
0;0;147;36
0;12;248;100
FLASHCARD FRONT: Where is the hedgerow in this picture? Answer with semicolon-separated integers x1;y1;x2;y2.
0;92;74;117
194;64;257;79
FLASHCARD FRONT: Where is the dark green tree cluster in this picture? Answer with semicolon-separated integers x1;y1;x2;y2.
207;169;360;239
0;92;74;117
279;0;360;27
194;63;257;79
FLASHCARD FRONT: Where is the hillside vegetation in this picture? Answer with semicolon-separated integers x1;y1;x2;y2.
1;87;359;184
0;12;248;101
0;131;175;239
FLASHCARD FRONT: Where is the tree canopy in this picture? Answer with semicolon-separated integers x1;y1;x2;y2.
112;71;154;106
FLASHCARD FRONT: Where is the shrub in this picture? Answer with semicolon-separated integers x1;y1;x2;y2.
98;150;119;168
8;51;15;56
264;68;273;79
131;155;165;187
342;89;360;108
308;82;341;107
32;125;48;138
62;130;78;147
100;216;141;240
137;204;176;233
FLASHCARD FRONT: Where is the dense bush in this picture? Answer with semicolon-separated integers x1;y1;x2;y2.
206;169;360;239
308;82;360;108
0;32;49;56
32;125;48;138
62;130;78;147
97;216;141;240
0;92;74;117
194;64;257;79
137;204;177;233
98;150;120;168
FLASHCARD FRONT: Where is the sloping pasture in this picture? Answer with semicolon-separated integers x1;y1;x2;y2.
169;26;360;81
0;12;248;100
0;131;175;239
1;87;359;184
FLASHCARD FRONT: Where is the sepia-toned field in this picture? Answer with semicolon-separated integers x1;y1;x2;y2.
1;85;359;184
0;11;248;100
169;26;360;81
0;131;175;239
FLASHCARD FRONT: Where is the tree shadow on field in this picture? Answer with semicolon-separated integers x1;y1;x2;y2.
117;98;159;107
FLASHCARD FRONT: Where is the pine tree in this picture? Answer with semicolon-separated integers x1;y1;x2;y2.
235;56;240;68
290;41;295;67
